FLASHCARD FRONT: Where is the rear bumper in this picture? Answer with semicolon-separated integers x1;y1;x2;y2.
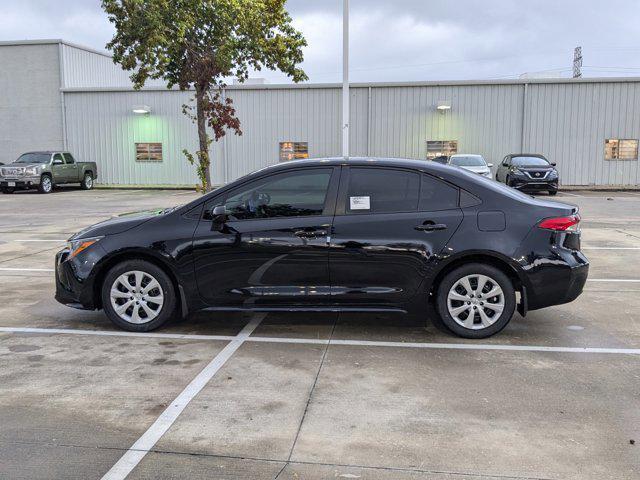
521;240;589;310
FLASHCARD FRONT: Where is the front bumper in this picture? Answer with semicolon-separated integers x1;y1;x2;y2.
1;176;41;188
54;248;99;310
510;177;558;192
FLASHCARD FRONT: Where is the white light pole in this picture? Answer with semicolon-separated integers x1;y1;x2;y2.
342;0;349;160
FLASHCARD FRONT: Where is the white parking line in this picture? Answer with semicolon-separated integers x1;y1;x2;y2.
582;247;640;250
0;268;54;272
558;191;581;197
588;278;640;283
12;239;66;243
0;326;234;341
2;326;639;356
100;314;265;480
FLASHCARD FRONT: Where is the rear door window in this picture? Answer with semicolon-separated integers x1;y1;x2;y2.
346;168;420;214
63;153;75;164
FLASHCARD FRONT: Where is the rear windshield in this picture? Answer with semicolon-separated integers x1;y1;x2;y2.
512;156;549;167
450;156;486;167
15;153;51;164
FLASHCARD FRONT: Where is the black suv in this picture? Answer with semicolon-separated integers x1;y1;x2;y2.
495;154;559;195
55;157;588;339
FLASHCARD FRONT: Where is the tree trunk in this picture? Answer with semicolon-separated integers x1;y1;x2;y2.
195;85;212;191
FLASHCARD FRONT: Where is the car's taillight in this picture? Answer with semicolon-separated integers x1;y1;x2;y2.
538;214;580;231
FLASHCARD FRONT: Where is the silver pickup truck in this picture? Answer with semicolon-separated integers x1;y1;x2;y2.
0;151;97;194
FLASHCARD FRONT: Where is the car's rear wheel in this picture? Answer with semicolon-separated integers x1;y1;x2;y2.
81;173;94;190
435;263;516;339
549;190;557;196
101;260;177;332
38;174;53;194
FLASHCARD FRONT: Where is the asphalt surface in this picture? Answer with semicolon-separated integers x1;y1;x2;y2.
0;186;638;480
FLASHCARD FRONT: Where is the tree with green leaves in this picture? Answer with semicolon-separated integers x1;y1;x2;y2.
101;0;308;191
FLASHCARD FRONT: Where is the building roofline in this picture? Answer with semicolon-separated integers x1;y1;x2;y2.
0;39;113;59
60;75;640;93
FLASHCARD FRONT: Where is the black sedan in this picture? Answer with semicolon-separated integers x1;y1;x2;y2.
55;157;588;339
495;153;559;195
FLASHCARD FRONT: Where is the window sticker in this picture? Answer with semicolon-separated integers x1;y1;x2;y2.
350;196;370;210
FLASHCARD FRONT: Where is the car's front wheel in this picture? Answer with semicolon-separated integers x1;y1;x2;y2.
1;187;14;194
101;260;177;332
435;263;516;339
38;174;53;194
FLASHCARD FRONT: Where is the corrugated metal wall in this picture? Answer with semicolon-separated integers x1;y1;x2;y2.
60;43;167;89
65;90;201;186
524;81;640;186
63;80;640;187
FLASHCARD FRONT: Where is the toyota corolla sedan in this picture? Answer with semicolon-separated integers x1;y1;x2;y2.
55;158;588;339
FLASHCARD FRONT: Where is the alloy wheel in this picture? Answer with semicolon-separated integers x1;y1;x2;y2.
109;270;164;324
41;177;52;193
447;274;504;330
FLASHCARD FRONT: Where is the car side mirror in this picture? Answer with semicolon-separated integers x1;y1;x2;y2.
550;162;557;166
53;159;64;165
487;163;494;168
210;205;227;231
502;162;509;167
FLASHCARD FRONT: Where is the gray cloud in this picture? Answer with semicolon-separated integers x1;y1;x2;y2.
2;0;640;83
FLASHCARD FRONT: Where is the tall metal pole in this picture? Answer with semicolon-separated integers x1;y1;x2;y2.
342;0;349;159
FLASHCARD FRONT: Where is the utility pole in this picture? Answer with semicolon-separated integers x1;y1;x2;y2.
573;46;583;78
342;0;349;159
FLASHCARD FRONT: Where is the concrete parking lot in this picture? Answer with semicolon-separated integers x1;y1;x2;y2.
1;186;639;480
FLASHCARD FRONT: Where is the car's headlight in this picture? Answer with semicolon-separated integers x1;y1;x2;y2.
67;236;104;258
548;170;558;178
25;166;39;175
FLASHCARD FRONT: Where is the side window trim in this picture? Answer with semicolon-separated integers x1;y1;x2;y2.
202;167;338;222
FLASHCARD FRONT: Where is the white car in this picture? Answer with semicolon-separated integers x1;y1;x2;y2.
448;154;493;179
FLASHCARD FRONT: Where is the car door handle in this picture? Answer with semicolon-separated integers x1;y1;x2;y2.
415;223;447;232
294;229;327;238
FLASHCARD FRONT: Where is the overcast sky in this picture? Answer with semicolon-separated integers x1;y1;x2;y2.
2;0;640;83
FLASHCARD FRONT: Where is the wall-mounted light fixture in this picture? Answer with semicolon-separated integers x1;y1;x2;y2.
437;100;451;113
132;105;152;115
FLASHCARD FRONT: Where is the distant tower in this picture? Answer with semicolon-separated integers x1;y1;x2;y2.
573;46;583;78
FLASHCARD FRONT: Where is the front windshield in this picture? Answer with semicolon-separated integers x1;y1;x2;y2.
15;153;51;164
450;155;486;167
512;156;549;167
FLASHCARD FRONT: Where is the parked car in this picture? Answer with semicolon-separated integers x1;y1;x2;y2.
495;153;558;195
55;157;588;339
0;151;97;194
447;154;493;179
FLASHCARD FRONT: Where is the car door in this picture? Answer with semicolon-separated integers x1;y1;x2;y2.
62;153;79;182
192;167;339;307
51;153;66;183
328;166;464;307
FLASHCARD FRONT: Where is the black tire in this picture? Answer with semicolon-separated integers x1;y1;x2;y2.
38;174;53;194
435;263;516;339
548;190;558;196
1;187;14;194
101;260;177;332
81;172;94;190
505;175;511;187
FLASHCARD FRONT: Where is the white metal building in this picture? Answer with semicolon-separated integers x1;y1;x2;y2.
2;39;640;187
